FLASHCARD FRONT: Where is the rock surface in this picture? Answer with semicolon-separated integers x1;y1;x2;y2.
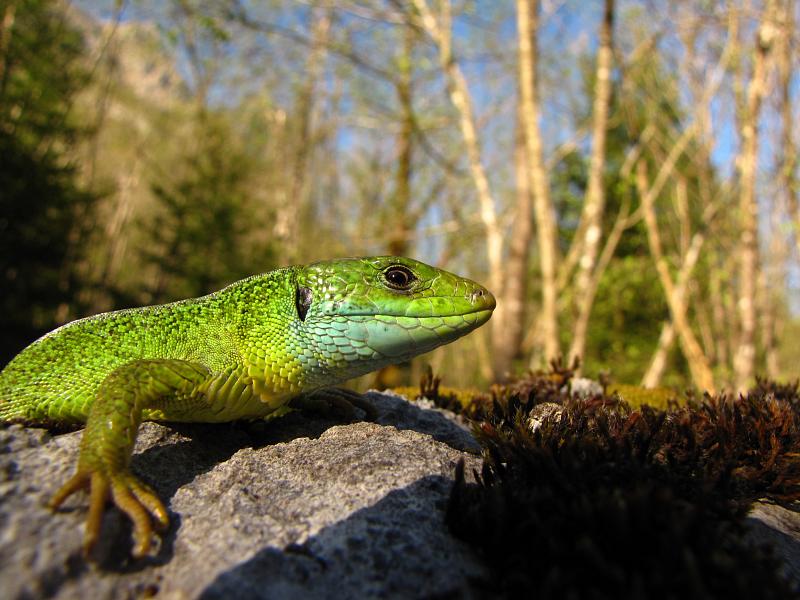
747;503;800;586
0;391;487;599
5;387;800;599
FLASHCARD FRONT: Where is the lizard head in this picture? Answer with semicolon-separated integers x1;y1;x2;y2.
292;256;495;384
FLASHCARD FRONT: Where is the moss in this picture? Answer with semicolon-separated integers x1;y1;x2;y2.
445;367;800;598
399;360;578;420
608;383;681;409
391;365;490;418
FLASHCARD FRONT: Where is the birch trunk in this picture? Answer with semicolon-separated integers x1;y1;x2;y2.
637;161;715;393
412;0;504;303
733;4;777;391
709;261;729;372
778;1;799;259
568;0;615;366
275;7;331;263
641;322;674;389
492;116;533;380
642;230;709;388
517;0;560;364
757;269;779;379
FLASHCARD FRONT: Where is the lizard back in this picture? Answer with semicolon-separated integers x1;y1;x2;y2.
0;295;241;425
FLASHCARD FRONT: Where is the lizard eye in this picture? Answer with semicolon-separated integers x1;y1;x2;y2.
296;286;312;321
383;265;416;290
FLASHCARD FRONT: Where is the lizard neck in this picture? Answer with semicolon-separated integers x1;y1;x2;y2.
217;268;311;396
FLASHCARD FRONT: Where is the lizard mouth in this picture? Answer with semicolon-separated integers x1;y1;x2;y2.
349;291;497;320
369;307;495;319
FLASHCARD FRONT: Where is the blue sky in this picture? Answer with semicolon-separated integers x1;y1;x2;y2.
71;0;799;308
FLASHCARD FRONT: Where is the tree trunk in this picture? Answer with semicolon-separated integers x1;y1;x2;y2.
387;25;415;258
517;0;560;364
374;23;416;390
757;268;779;379
733;3;777;391
275;6;331;263
641;322;675;389
412;0;504;306
708;260;729;373
691;283;716;363
778;0;799;260
637;160;715;393
641;228;712;389
568;0;615;366
492;113;533;380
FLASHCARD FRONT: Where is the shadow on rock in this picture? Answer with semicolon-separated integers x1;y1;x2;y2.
98;392;475;572
747;505;800;586
368;391;480;454
199;475;487;600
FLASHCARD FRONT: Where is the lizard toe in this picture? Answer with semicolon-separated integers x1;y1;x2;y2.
111;476;157;558
84;472;111;556
48;470;92;510
128;477;169;530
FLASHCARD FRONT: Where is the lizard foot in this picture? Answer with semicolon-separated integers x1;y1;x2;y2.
49;469;169;558
290;387;378;421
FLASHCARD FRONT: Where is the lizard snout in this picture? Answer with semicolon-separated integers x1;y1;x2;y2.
469;284;496;311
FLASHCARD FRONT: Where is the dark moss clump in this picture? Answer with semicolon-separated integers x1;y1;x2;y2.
408;360;578;420
751;377;800;408
447;376;800;599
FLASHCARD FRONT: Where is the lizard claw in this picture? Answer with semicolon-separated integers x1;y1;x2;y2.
48;470;92;510
49;469;168;558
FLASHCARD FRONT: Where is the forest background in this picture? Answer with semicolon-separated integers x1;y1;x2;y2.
1;0;798;394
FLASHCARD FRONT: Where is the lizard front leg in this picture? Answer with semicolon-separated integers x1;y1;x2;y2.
48;359;211;558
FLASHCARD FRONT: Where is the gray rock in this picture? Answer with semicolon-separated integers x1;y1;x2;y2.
567;377;603;399
747;503;800;586
374;390;481;454
527;402;563;432
0;392;488;599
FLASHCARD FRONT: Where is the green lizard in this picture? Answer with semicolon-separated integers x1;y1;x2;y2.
0;256;494;557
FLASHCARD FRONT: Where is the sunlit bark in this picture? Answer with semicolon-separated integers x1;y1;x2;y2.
517;0;559;364
733;2;777;391
275;6;331;263
637;159;715;393
492;114;533;380
412;0;503;304
568;0;615;366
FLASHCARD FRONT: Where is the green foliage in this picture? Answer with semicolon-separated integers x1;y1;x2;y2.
547;38;715;387
0;0;88;145
550;149;587;253
584;256;685;383
0;0;98;364
140;113;277;302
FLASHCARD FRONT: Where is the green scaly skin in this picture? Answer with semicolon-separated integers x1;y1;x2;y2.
0;256;495;557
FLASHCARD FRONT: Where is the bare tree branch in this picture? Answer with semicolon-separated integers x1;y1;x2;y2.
637;159;715;392
411;0;504;303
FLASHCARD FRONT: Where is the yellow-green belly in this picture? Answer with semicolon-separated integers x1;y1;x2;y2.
143;367;294;423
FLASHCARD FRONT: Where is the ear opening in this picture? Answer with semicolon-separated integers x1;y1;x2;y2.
295;286;312;322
